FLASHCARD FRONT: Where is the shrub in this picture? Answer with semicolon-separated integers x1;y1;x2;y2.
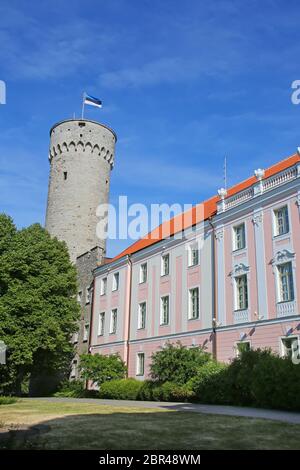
251;353;300;411
99;379;143;400
188;361;230;404
0;396;18;405
189;349;300;411
79;353;127;387
54;380;99;398
150;342;211;385
138;380;195;402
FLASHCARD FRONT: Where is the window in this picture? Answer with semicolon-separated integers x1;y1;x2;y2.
77;291;82;303
274;206;289;236
139;263;147;283
281;336;299;359
100;278;107;296
233;223;246;251
138;302;146;329
161;254;170;276
71;360;77;378
189;287;199;320
235;341;251;357
63;171;68;181
136;352;145;376
112;273;119;291
73;331;79;344
83;324;89;342
110;309;117;334
235;274;248;310
160;296;170;325
98;312;105;336
278;262;294;302
85;287;91;304
188;244;199;267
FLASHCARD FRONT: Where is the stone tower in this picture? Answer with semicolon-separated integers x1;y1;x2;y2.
45;119;117;378
45;119;117;263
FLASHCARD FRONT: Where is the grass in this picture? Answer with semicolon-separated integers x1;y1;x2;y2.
0;399;300;450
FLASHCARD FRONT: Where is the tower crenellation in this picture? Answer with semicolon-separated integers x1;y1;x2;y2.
45;119;117;263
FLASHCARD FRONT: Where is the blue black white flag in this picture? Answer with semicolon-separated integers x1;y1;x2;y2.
84;93;102;108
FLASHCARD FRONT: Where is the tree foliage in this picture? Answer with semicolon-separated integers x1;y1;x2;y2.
79;353;127;386
0;214;80;395
150;341;211;385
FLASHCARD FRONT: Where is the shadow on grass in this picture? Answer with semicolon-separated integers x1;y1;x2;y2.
1;408;300;450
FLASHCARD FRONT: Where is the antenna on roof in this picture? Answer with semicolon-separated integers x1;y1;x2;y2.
223;156;227;190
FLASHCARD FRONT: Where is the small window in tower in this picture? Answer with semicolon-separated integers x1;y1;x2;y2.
78;122;86;127
64;172;67;180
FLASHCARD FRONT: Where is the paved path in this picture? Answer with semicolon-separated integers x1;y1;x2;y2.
24;397;300;424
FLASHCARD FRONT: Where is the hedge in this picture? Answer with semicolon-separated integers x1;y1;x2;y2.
189;349;300;411
99;379;143;400
138;380;195;402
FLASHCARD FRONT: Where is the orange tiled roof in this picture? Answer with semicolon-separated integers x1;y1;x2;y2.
112;152;300;262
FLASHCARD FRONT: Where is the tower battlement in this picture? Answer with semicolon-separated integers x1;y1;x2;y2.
45;119;116;263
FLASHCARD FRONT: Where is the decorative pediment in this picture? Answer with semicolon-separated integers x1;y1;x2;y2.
271;249;295;265
230;263;250;277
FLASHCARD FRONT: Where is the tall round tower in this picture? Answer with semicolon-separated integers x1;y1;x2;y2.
45;119;116;263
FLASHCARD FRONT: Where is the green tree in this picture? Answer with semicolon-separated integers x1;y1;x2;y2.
79;353;127;386
0;215;80;395
150;341;211;385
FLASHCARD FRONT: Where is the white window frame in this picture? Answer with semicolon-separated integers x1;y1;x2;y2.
85;287;91;304
112;272;119;291
273;205;290;237
83;323;89;342
280;335;300;359
188;243;199;267
138;302;146;329
139;263;147;284
160;295;170;325
98;312;105;336
73;331;79;344
233;223;246;251
100;277;107;296
71;359;77;378
235;340;251;357
110;309;117;334
277;262;294;303
161;254;170;276
188;287;199;320
234;274;248;311
136;352;145;376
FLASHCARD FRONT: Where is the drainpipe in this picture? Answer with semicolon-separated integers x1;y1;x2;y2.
85;276;96;390
208;217;217;360
124;255;133;376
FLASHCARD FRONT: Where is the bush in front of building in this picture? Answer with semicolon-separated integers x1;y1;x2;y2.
189;349;300;411
187;361;230;405
150;341;211;385
79;353;127;387
99;379;143;400
54;379;99;398
250;352;300;411
137;380;195;402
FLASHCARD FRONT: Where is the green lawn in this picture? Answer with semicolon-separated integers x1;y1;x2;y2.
0;399;300;450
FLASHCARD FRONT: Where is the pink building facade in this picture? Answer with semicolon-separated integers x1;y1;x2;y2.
89;153;300;378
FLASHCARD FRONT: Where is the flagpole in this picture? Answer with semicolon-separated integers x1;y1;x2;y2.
81;92;85;119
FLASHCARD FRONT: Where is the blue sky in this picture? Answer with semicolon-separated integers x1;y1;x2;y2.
1;0;300;256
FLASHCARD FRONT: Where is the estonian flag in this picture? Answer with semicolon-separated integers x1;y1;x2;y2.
84;93;102;108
